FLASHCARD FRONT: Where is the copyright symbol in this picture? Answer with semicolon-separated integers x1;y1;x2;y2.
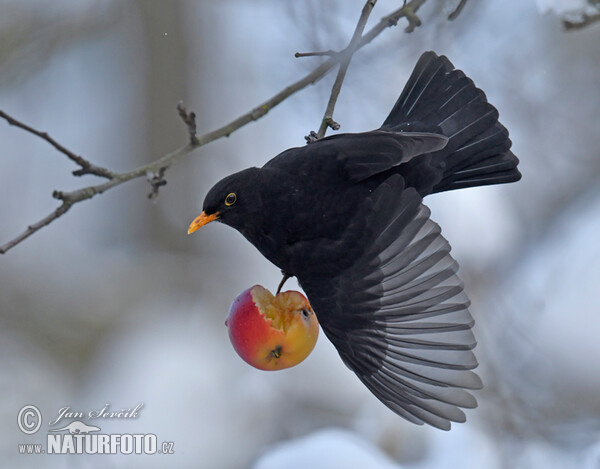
18;405;42;435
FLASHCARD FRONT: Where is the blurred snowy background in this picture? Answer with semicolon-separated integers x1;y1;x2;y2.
1;0;599;468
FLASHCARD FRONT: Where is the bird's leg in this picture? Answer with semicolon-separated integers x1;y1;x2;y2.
277;270;293;294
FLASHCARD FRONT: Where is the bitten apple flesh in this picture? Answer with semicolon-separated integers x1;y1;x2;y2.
225;285;319;371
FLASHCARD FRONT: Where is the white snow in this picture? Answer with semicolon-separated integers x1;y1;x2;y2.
253;428;403;469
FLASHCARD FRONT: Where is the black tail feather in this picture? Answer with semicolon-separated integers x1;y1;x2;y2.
382;51;521;194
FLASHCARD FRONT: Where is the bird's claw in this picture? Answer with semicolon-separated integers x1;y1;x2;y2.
304;131;319;144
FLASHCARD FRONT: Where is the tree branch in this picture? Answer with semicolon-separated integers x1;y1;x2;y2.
448;0;469;21
295;50;337;58
0;110;115;179
316;0;377;138
402;5;423;32
176;101;199;145
0;201;73;255
0;0;431;255
308;0;426;138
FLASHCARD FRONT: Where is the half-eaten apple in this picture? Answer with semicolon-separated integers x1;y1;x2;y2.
225;285;319;371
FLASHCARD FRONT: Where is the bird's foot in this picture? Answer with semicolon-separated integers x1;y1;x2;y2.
276;271;293;294
304;131;319;144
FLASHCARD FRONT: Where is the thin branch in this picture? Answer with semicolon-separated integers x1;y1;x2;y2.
0;202;73;254
147;167;168;201
314;0;427;138
362;0;427;42
317;0;377;138
0;110;114;179
177;101;199;145
403;6;423;33
295;50;337;58
0;0;430;255
448;0;469;21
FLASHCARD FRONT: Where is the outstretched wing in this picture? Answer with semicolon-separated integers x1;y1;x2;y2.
299;177;482;430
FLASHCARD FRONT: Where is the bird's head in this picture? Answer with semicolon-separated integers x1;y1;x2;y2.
187;167;263;234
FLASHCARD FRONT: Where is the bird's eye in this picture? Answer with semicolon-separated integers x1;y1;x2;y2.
225;192;237;206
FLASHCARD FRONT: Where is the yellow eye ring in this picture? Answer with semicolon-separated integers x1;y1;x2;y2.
225;192;237;206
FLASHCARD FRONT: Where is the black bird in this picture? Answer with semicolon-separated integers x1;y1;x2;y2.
188;52;521;430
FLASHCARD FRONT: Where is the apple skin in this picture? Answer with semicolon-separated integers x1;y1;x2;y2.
226;285;319;371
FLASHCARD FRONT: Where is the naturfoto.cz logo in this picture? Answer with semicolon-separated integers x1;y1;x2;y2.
17;404;175;456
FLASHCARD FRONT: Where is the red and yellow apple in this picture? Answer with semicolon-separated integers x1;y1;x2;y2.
225;285;319;371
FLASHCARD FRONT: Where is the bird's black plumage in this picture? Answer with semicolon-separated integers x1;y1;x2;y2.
194;52;521;430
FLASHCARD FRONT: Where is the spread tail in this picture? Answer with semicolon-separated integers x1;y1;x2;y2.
382;51;521;193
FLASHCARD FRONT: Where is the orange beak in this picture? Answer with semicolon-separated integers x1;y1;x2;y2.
187;211;219;234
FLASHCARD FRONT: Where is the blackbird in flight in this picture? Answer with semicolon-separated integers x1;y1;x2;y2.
188;52;521;430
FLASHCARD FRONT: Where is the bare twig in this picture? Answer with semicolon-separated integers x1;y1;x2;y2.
177;101;199;145
403;5;423;32
295;50;337;58
316;0;378;138
364;0;427;41
0;110;114;179
0;0;431;255
0;141;195;254
0;202;72;254
448;0;469;21
147;167;168;200
314;0;427;138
